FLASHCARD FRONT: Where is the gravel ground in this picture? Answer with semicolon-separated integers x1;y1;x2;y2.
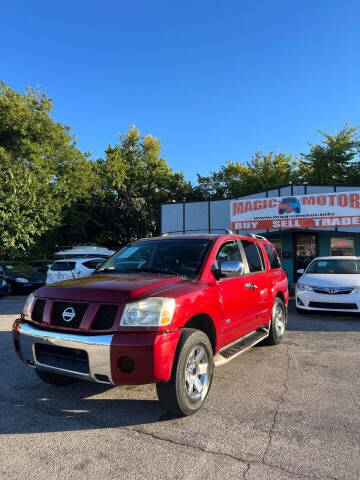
1;295;360;480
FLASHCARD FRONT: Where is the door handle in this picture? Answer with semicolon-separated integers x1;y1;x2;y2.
245;282;258;290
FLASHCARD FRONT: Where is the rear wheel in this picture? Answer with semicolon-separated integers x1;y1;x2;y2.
35;369;78;386
156;329;213;417
264;297;287;345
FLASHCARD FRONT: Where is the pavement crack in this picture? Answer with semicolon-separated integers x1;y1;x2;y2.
243;462;251;479
261;343;290;463
0;390;337;480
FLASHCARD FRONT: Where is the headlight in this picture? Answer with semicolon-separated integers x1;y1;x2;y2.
22;293;35;316
296;283;313;292
15;277;29;284
120;297;176;327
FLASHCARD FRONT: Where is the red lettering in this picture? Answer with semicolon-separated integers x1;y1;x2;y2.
268;199;277;208
244;201;253;213
254;200;262;210
317;195;326;205
350;193;360;208
328;194;336;206
232;202;243;216
338;194;348;207
302;196;315;205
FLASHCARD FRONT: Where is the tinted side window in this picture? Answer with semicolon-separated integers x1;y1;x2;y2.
241;241;264;273
50;262;76;271
265;245;281;269
215;241;242;271
83;260;103;269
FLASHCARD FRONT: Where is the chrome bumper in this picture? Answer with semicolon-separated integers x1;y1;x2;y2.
18;322;114;384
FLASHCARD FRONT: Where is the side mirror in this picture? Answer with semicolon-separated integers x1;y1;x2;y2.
220;261;244;278
297;268;305;274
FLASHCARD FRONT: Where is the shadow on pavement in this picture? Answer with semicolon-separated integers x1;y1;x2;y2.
287;300;360;332
2;300;360;435
0;330;178;435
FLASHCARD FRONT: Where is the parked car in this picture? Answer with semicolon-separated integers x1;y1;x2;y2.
296;256;360;313
53;245;114;260
0;262;46;294
46;258;105;284
28;260;51;274
0;275;10;297
13;233;288;416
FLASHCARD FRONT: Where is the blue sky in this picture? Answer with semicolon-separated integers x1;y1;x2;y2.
2;0;360;182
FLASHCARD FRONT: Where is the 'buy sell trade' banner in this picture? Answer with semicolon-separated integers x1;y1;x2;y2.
230;191;360;231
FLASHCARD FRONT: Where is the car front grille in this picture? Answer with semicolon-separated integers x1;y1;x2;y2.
31;299;46;323
92;305;118;330
313;287;354;295
309;301;358;310
51;302;89;329
34;343;89;373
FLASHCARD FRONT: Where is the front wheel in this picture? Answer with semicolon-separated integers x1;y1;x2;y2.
156;329;214;417
264;297;287;345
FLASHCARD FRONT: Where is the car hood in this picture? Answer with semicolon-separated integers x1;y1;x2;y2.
299;273;360;288
6;272;46;282
35;273;185;302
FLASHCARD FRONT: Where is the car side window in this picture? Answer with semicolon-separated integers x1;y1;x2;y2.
83;260;103;269
264;245;281;269
241;240;264;273
215;241;242;272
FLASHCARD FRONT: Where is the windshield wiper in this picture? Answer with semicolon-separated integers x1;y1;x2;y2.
140;267;186;279
95;266;186;279
95;267;116;273
95;267;144;274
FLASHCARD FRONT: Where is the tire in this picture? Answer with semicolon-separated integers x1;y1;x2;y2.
35;369;78;386
296;307;308;314
264;297;287;345
156;328;214;417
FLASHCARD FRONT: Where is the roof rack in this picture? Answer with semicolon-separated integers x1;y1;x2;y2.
243;233;268;241
161;229;234;236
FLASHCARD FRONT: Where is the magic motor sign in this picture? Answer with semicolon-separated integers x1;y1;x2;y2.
230;191;360;231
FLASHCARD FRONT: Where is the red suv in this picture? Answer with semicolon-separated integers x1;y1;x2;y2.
13;234;288;416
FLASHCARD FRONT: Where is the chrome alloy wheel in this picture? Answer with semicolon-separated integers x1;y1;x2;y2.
273;301;285;337
184;345;209;402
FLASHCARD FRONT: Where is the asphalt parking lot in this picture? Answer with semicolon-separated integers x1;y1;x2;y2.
1;296;360;480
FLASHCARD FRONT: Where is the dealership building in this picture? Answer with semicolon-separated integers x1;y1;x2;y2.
161;184;360;286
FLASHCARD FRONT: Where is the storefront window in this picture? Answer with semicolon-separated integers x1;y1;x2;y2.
271;239;282;258
295;234;317;277
330;238;354;256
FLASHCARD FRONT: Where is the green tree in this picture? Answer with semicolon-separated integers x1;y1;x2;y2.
0;81;96;257
0;148;60;257
300;123;360;184
84;126;193;247
196;151;299;199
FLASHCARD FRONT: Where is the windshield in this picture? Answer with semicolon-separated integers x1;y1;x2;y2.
95;239;212;279
2;263;37;276
306;259;360;274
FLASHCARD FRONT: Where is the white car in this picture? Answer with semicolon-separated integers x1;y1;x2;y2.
46;258;105;285
296;256;360;313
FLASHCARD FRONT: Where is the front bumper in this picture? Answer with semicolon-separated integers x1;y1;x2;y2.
296;289;360;312
13;321;181;385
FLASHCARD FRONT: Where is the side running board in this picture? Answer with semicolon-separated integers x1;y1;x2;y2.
214;329;269;367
